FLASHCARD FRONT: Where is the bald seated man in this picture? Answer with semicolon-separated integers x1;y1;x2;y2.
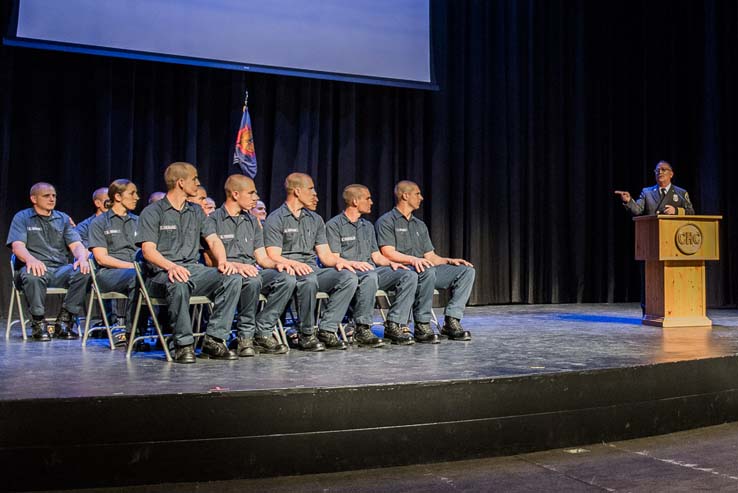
203;197;216;216
250;200;267;224
188;185;208;212
137;162;241;363
205;174;296;357
75;187;110;247
148;191;166;204
326;184;418;346
7;182;91;340
264;172;358;352
376;180;475;342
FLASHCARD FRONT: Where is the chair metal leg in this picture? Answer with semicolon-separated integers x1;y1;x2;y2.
276;318;289;349
96;294;116;350
430;307;441;332
151;308;173;362
82;291;95;346
5;289;15;339
16;291;27;340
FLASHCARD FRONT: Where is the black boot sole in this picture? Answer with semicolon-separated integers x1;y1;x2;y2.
254;346;288;355
198;352;238;360
388;338;415;345
298;345;326;352
441;331;472;341
356;340;386;348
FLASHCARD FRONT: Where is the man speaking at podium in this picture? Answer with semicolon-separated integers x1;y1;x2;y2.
614;160;696;316
615;161;695;216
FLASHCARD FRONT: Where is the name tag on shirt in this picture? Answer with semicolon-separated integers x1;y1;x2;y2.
160;225;177;231
341;236;356;242
27;226;42;231
284;228;298;233
103;229;121;235
396;228;408;232
219;234;235;240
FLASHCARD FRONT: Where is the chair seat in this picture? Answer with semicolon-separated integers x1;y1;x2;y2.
5;254;71;340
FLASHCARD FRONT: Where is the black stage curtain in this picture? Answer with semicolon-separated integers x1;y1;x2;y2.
1;0;737;308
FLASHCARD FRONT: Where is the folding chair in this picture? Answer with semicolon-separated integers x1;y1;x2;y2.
258;293;289;348
374;289;394;325
82;261;128;349
377;288;442;330
5;254;68;340
127;262;212;362
316;291;349;341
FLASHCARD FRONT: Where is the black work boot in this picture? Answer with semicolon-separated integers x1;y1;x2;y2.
298;333;326;352
54;308;79;339
173;344;196;364
414;322;440;344
200;335;238;360
254;334;288;354
31;318;50;341
383;321;414;345
317;329;348;350
441;317;472;341
234;336;256;357
354;324;384;348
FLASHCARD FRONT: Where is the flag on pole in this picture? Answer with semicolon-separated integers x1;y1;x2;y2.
233;91;257;178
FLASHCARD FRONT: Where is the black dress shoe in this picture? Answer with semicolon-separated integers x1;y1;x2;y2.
441;317;471;341
254;334;288;354
173;344;196;364
317;330;348;350
414;322;440;344
31;320;51;341
298;333;326;352
200;335;238;360
354;324;384;348
383;321;414;345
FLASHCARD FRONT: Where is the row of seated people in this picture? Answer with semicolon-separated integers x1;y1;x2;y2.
6;163;476;363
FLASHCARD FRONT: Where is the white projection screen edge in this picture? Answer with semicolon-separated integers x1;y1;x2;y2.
5;0;437;90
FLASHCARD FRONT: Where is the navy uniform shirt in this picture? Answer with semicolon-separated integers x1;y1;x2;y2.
325;213;378;266
87;210;139;262
375;208;434;258
263;203;327;267
6;208;80;268
206;205;263;265
75;214;97;247
136;197;215;272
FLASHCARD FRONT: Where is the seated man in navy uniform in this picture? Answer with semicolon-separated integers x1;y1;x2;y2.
264;172;358;352
7;182;91;340
87;179;140;343
376;180;475;342
205;174;296;357
615;160;695;216
326;184;417;346
137;162;241;364
75;187;110;247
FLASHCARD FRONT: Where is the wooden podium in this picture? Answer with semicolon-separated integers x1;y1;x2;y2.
634;215;721;327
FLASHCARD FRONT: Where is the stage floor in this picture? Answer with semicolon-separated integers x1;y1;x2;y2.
2;303;738;401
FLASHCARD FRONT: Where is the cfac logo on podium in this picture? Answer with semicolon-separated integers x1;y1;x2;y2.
675;224;702;255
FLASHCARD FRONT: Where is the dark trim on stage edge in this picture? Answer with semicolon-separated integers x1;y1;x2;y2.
2;355;738;490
